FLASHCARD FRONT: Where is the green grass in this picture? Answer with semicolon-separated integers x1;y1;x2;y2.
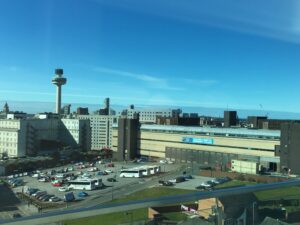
63;208;148;225
64;187;196;225
162;211;188;221
255;186;300;201
215;180;257;189
215;180;300;202
111;186;196;204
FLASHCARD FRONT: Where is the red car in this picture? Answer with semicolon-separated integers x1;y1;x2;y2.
53;182;62;187
107;163;114;167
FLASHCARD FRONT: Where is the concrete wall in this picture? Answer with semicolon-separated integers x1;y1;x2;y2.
140;132;278;151
280;123;300;174
112;129;278;160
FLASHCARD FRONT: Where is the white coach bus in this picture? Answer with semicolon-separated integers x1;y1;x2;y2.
68;178;103;190
119;169;143;178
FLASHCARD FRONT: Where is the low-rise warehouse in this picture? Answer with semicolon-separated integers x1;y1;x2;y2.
112;121;280;172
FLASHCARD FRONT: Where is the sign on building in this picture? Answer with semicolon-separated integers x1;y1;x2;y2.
182;137;214;145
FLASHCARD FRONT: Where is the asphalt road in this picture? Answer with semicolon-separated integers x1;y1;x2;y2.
2;178;300;225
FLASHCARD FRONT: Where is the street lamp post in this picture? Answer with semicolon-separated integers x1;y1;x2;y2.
111;175;117;200
111;182;114;200
253;202;257;225
125;212;133;225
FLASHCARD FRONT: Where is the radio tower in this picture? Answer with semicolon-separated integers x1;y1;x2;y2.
52;68;67;114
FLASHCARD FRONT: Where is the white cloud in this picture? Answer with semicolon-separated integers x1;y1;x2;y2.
181;78;219;86
0;90;54;96
92;66;184;91
91;0;300;44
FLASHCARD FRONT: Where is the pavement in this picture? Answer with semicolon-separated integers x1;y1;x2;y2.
3;178;300;225
172;176;213;190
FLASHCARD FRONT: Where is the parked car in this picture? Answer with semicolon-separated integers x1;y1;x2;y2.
107;178;117;182
87;167;98;172
38;177;48;182
197;181;215;190
169;176;185;183
32;191;46;197
38;193;48;200
59;186;69;192
39;194;50;201
42;195;55;201
183;175;193;179
158;180;173;186
26;188;39;195
104;169;113;174
206;180;216;186
12;213;21;218
53;182;62;187
32;173;40;178
97;171;108;176
49;196;61;202
55;174;65;178
12;179;24;187
196;185;211;190
77;191;88;198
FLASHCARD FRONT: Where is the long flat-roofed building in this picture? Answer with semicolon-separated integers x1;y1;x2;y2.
112;124;280;171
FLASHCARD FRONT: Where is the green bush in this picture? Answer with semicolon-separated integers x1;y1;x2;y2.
235;174;245;181
247;177;256;182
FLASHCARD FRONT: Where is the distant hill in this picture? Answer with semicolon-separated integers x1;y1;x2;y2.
1;100;300;120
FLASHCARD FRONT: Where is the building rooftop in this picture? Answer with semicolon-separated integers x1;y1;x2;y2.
112;124;280;138
142;124;280;138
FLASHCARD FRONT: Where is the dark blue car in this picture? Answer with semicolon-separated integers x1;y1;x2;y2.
77;191;88;198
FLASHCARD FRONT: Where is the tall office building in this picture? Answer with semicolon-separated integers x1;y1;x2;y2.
280;122;300;174
116;118;139;160
62;104;71;115
96;97;110;115
224;111;237;127
77;107;89;115
104;98;109;114
77;115;117;150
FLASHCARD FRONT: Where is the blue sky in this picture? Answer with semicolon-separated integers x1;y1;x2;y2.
1;0;300;112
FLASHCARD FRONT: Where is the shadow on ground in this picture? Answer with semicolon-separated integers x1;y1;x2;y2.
0;184;21;212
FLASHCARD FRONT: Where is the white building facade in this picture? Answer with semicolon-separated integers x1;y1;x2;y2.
0;118;90;158
122;108;181;124
77;115;117;150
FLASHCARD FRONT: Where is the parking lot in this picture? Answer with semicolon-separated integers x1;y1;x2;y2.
170;176;214;190
0;162;185;219
1;160;180;219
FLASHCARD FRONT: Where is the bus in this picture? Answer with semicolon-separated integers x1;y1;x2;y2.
68;178;103;190
119;169;143;178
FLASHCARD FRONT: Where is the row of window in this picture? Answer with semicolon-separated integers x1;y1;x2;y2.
0;132;17;136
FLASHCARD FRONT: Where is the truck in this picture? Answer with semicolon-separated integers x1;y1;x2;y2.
64;192;75;202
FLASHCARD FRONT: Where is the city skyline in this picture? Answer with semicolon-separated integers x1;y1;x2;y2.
1;1;300;112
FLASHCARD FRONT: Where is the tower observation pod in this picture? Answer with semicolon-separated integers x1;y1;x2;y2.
52;68;67;114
